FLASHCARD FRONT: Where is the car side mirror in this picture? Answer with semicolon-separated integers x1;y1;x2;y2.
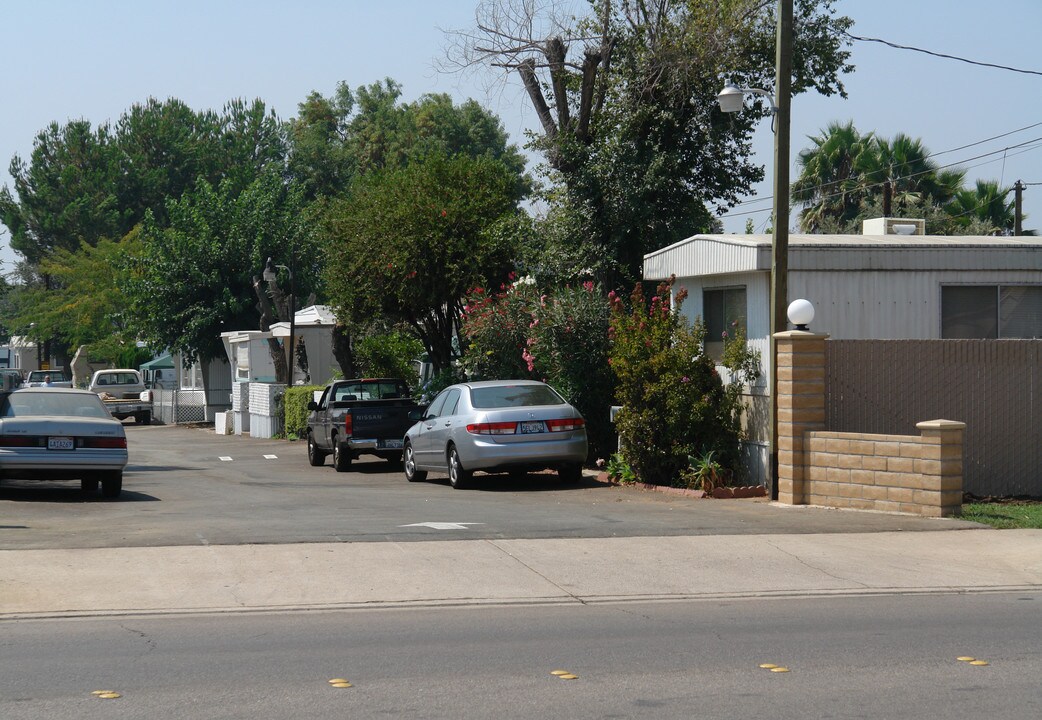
307;401;318;411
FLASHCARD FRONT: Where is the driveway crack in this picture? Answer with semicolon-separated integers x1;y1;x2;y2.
764;538;870;588
486;540;588;605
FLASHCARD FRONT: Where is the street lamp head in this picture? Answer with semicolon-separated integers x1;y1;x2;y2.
716;81;746;113
262;257;277;282
787;299;815;331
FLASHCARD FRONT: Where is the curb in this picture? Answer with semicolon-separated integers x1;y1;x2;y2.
590;472;767;500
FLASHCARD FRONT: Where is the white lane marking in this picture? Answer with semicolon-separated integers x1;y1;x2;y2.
263;454;278;459
400;522;485;531
219;456;233;462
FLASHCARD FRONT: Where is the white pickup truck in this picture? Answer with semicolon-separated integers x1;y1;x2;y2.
25;369;73;388
89;369;153;424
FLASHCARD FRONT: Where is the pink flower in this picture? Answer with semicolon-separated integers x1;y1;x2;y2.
583;280;594;292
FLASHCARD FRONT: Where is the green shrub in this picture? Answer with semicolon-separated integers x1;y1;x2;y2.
285;385;323;438
608;277;744;486
461;275;615;461
355;330;424;387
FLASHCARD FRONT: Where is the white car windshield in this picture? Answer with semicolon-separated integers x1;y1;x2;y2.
470;385;566;409
1;392;110;418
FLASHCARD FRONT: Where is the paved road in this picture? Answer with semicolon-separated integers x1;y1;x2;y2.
0;424;982;550
4;592;1041;720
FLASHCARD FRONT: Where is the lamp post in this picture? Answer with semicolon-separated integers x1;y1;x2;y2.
717;0;792;500
263;257;296;387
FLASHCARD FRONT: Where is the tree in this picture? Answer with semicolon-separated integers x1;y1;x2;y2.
791;120;876;231
125;170;317;379
947;180;1032;235
321;152;520;372
288;79;531;202
448;0;854;285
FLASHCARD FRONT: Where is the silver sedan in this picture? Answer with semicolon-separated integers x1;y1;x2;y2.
403;380;588;489
0;388;129;498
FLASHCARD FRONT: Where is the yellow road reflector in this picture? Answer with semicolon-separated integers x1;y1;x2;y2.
558;674;579;680
330;682;353;688
969;660;989;666
328;678;350;684
770;667;790;673
957;656;976;662
550;670;571;676
759;663;778;669
91;691;116;696
97;692;122;699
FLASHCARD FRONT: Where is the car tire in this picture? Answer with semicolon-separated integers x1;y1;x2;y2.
404;441;427;483
101;471;123;499
81;477;100;495
307;432;326;467
448;446;471;489
333;438;352;472
559;463;583;483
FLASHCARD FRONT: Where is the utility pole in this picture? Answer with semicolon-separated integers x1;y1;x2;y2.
1014;180;1024;236
769;0;793;501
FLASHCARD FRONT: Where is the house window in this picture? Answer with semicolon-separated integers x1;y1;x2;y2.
703;287;747;357
941;285;1042;338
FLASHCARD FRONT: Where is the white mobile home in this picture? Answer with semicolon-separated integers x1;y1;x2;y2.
643;229;1042;478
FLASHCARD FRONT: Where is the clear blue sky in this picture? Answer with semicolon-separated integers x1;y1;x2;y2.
3;0;1040;271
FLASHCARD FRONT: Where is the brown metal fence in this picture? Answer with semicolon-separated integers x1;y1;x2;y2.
825;339;1041;497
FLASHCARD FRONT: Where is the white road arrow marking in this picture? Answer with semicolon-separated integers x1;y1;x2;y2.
400;522;485;531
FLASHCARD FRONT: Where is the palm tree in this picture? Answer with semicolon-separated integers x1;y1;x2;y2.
792;121;875;232
947;180;1019;235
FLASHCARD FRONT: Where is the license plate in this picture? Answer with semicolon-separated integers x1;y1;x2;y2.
520;421;544;434
379;439;403;449
48;436;74;451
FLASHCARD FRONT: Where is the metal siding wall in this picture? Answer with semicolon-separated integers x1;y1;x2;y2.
826;339;1041;497
794;270;1042;340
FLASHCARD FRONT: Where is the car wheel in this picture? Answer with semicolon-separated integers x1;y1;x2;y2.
404;441;427;482
448;446;471;489
307;432;326;467
138;411;151;425
559;463;583;483
333;438;352;472
101;471;123;499
81;477;100;495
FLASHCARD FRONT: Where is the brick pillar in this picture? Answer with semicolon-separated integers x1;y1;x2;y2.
774;330;828;504
916;419;966;517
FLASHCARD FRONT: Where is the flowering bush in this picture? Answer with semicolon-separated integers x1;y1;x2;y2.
460;276;615;460
608;277;744;486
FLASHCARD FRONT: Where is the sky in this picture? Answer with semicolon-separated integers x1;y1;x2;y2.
3;0;1041;272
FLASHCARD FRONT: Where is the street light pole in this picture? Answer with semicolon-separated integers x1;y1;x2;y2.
770;0;793;501
718;0;793;500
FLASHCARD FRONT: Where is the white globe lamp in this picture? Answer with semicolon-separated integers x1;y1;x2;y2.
787;299;815;331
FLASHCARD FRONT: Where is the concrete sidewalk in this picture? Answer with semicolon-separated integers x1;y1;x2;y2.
3;528;1041;619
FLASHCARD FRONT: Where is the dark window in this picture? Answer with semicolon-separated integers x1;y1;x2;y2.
942;285;1042;338
703;287;747;357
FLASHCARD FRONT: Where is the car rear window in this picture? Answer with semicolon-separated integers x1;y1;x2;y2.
470;385;566;409
1;392;109;418
333;381;406;402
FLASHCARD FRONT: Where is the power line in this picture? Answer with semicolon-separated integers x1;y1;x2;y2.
843;31;1042;77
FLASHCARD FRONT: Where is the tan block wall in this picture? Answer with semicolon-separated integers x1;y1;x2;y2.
801;429;963;517
774;331;964;518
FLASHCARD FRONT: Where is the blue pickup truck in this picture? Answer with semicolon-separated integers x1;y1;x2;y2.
306;378;419;471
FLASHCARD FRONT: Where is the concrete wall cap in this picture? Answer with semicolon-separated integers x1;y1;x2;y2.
915;419;967;431
773;330;830;340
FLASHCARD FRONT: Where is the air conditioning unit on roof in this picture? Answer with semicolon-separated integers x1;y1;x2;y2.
862;217;925;236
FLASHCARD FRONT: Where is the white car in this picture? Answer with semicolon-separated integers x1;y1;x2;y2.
0;388;128;498
403;380;588;489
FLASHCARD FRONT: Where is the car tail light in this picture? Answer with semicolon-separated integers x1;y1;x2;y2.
0;436;39;447
545;418;586;432
344;413;353;437
81;437;128;449
466;421;517;435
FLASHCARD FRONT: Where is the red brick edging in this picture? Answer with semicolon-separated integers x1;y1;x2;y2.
592;472;767;500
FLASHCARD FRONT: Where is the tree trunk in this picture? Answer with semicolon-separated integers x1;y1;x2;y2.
331;323;356;379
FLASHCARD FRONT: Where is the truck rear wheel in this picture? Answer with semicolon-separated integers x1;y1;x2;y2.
333;438;352;472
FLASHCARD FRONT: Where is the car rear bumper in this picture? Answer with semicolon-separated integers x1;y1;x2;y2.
456;434;588;471
0;448;128;477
